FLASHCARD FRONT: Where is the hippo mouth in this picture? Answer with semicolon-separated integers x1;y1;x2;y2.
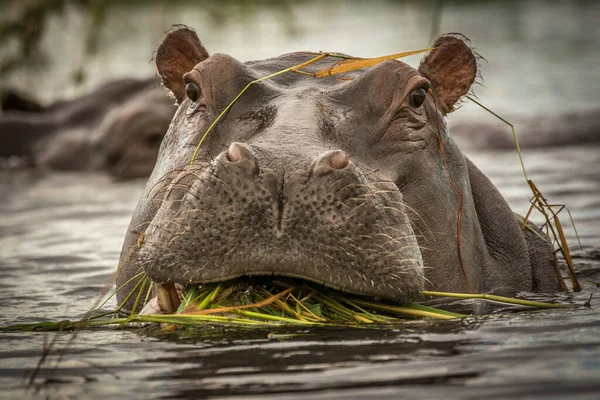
136;145;425;304
140;230;424;303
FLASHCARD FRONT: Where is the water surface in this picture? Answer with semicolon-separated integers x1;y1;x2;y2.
1;145;599;399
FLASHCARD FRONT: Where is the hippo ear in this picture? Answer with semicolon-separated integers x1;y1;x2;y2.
418;34;477;114
156;26;209;103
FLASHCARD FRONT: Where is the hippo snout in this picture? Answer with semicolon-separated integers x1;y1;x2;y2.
138;142;424;303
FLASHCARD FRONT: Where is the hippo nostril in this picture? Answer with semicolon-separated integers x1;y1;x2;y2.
226;142;244;163
330;151;349;170
222;142;260;175
311;150;352;178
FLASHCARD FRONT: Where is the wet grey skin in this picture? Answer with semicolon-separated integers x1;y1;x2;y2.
116;27;561;311
0;77;175;180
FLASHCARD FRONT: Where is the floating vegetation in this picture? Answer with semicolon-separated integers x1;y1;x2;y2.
1;275;570;333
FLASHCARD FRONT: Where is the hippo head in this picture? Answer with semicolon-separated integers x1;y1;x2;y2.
117;27;547;310
92;87;175;180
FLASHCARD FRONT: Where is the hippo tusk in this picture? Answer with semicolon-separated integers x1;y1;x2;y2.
156;283;181;313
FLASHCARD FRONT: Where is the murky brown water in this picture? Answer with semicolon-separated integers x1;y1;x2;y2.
1;0;600;398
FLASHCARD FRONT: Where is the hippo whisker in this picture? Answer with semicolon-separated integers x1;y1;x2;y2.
334;245;357;259
203;150;216;163
161;259;182;273
386;200;432;236
325;176;345;191
387;270;419;280
360;189;401;199
138;251;174;267
146;223;179;237
168;228;192;246
337;182;371;195
147;180;186;202
374;232;424;245
381;205;414;215
176;171;209;187
140;198;188;210
336;200;351;210
380;206;430;241
187;163;213;175
160;183;204;202
207;173;231;189
212;158;232;175
160;224;190;238
344;194;381;206
165;215;211;224
421;275;433;286
341;182;392;191
138;247;180;266
343;210;372;225
149;160;212;190
378;233;427;246
148;167;190;193
370;242;391;254
222;246;237;258
343;201;368;218
149;175;206;200
141;197;186;211
130;220;152;234
381;246;421;263
163;169;204;200
366;179;398;187
362;169;381;178
180;208;242;219
384;201;424;220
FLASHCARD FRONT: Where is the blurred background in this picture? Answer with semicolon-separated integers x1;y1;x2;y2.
1;0;599;118
1;3;600;397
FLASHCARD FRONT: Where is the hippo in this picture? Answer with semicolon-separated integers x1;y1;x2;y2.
0;77;175;179
449;108;600;150
116;27;561;311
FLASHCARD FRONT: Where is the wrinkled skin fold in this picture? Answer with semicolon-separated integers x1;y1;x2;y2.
116;27;561;311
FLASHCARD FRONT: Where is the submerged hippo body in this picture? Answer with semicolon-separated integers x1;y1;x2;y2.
117;27;561;310
450;108;600;150
0;77;175;179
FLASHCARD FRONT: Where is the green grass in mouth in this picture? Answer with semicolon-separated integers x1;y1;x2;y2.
1;274;570;332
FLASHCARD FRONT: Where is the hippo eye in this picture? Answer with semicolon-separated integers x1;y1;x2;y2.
185;82;201;103
409;88;427;108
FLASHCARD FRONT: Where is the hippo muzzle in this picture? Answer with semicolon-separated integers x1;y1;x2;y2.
139;141;423;302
